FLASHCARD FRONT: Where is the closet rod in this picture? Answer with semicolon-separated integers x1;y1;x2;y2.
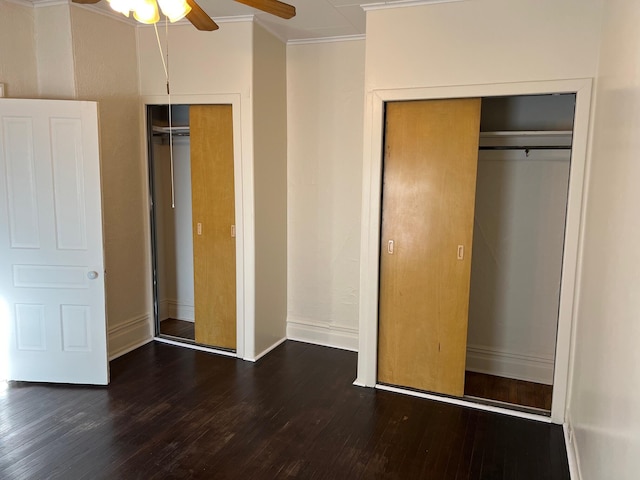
152;132;190;137
479;146;571;151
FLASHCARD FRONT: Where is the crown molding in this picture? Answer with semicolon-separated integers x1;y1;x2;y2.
287;34;365;46
135;14;255;28
32;0;68;6
362;0;465;12
72;2;138;25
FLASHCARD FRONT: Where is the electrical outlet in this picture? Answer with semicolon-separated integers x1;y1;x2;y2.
0;83;5;98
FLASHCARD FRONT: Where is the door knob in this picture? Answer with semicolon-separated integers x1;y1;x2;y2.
87;271;99;280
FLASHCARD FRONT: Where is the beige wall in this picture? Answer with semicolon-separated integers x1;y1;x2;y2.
0;0;38;97
137;22;253;96
365;0;602;91
70;6;149;356
286;39;365;349
253;23;287;355
1;3;147;356
569;0;640;478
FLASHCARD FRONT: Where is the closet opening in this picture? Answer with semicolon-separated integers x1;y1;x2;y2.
463;93;576;414
376;92;576;417
146;103;237;352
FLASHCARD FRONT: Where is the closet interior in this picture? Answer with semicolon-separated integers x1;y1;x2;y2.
147;103;236;351
463;93;575;413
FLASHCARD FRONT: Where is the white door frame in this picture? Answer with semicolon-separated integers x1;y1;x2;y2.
355;79;593;424
140;93;253;361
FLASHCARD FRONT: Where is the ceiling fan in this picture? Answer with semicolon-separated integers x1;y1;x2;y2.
72;0;296;31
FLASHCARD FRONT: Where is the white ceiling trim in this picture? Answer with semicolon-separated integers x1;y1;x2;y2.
72;3;137;25
33;0;68;5
287;34;365;46
136;14;255;27
212;14;254;23
6;0;37;6
362;0;464;12
30;0;68;5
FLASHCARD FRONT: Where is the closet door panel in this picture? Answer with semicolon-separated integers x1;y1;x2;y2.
190;105;236;350
378;98;481;396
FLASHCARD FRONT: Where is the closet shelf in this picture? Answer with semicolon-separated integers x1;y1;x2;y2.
152;125;190;136
479;130;572;148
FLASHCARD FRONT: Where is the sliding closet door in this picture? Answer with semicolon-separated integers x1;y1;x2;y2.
190;105;236;350
378;98;481;396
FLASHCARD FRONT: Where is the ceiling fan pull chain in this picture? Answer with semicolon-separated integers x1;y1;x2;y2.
165;16;176;210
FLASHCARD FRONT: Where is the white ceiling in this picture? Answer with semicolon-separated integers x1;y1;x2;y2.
64;0;432;42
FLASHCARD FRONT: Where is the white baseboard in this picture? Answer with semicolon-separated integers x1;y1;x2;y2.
466;344;554;385
286;317;358;352
564;420;582;480
158;299;195;322
170;300;194;321
108;313;153;360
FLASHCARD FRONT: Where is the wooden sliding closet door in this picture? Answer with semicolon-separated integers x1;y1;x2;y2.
378;99;481;396
190;105;236;350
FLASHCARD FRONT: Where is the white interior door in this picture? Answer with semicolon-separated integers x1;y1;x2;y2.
0;99;108;385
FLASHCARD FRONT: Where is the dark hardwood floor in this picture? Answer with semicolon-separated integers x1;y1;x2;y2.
464;371;553;411
0;341;569;479
160;318;195;340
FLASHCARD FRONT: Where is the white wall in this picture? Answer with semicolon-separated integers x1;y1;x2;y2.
70;6;150;357
365;0;602;90
253;23;287;356
152;139;194;322
467;149;570;385
0;0;38;97
286;39;365;351
568;1;640;478
34;5;75;99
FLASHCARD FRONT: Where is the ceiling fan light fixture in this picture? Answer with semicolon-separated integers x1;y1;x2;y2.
133;0;160;24
158;0;192;22
107;0;132;17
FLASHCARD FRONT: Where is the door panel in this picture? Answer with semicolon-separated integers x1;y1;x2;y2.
378;98;481;396
190;105;236;350
0;99;108;384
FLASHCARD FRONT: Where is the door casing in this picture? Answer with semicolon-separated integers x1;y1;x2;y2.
356;79;593;425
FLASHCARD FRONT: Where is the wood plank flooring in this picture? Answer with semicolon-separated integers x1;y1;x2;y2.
160;318;195;340
464;371;553;411
0;341;570;479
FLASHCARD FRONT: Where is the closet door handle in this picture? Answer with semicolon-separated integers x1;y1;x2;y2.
388;240;394;254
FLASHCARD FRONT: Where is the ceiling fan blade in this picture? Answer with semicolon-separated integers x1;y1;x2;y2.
71;0;101;4
234;0;296;19
186;0;219;31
